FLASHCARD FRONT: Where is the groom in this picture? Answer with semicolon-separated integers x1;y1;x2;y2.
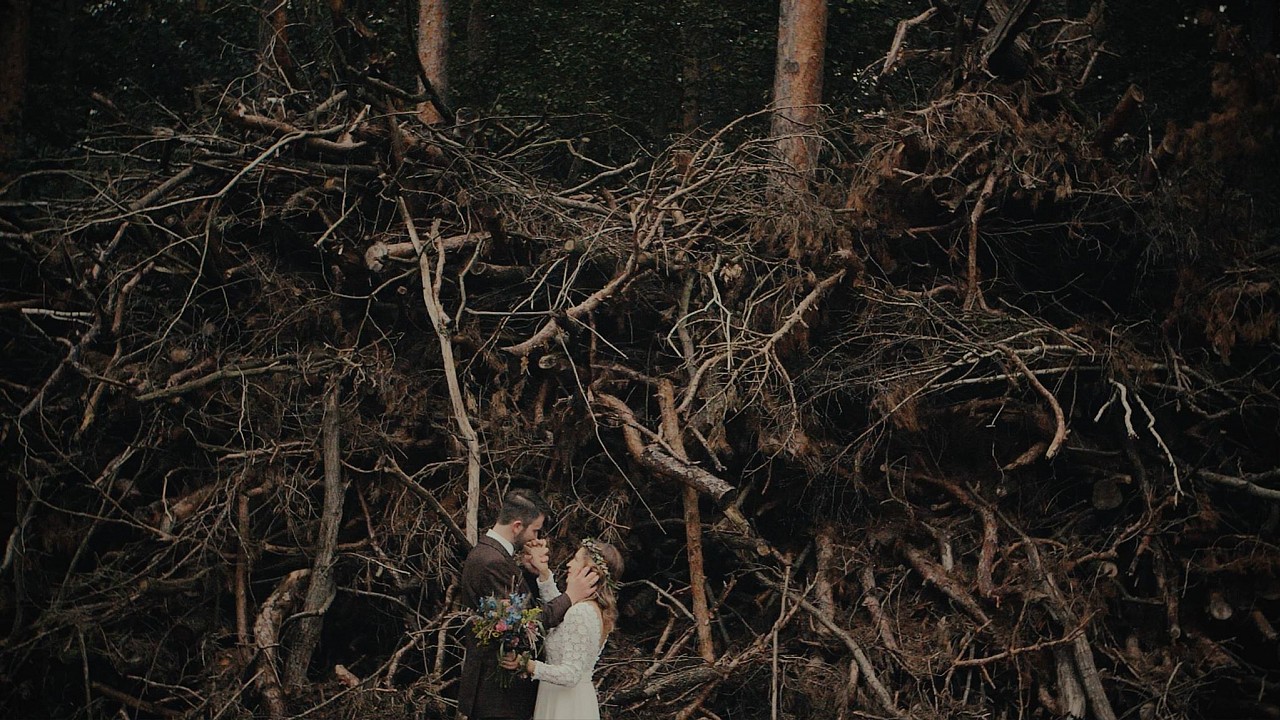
456;488;598;720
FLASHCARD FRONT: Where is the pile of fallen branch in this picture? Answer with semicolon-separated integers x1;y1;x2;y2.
2;3;1279;719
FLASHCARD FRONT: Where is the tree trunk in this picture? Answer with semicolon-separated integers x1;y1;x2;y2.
255;569;310;719
0;0;31;162
417;0;449;124
258;0;294;89
466;0;493;106
235;493;251;646
638;446;738;503
658;380;716;664
679;16;702;134
771;0;827;182
282;385;347;686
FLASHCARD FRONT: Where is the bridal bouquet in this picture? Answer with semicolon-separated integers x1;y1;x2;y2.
470;591;544;687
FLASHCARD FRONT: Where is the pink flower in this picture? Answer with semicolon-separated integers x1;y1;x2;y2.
495;621;508;632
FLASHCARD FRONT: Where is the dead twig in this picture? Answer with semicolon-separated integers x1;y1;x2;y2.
400;200;483;545
753;572;904;718
881;7;939;77
135;357;304;402
379;455;470;548
999;343;1068;459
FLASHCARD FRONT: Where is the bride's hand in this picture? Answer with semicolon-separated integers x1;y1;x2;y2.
565;563;599;603
499;651;535;676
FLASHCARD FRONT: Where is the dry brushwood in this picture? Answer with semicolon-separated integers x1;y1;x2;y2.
2;4;1280;720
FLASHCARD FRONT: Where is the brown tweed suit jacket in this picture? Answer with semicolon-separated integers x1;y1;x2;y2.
456;535;572;720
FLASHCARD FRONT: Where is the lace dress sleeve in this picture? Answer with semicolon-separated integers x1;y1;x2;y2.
531;603;602;687
537;572;562;602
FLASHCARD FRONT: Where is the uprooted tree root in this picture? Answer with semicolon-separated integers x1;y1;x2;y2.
3;4;1280;720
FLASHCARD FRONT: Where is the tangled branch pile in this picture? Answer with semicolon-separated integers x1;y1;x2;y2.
3;4;1279;719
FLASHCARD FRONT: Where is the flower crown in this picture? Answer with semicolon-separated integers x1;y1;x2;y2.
580;538;618;589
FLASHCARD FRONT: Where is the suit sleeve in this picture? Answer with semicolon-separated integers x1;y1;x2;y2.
519;565;569;629
460;547;521;610
541;589;572;629
537;573;561;602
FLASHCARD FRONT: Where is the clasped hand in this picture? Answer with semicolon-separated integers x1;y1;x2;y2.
519;540;599;602
499;651;534;676
519;539;552;578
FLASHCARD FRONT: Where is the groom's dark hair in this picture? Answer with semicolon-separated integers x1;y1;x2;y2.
497;488;551;525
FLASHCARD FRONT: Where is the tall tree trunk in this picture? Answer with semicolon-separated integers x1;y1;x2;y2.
771;0;828;182
466;0;492;106
0;0;32;162
679;19;702;134
258;0;295;91
417;0;449;124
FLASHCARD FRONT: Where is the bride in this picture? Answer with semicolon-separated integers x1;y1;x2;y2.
503;538;624;720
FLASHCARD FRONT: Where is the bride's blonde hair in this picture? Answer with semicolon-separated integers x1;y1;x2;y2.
580;538;624;638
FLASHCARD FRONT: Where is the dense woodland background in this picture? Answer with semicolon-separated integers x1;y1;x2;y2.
2;1;1280;718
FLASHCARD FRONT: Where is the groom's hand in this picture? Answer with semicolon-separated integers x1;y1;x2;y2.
517;539;541;572
521;539;552;580
566;564;599;603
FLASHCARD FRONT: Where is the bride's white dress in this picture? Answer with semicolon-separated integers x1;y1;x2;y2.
530;599;604;720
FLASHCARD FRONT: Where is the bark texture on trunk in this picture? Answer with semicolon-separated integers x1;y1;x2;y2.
257;0;295;89
771;0;828;179
417;0;449;124
282;385;347;686
255;569;310;719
